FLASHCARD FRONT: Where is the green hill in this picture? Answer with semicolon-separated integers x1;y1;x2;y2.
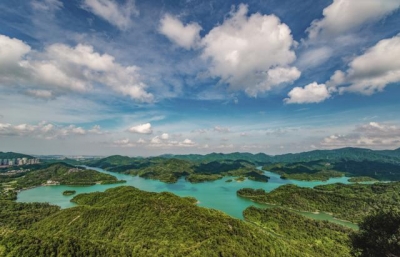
243;207;351;256
0;186;341;256
238;182;400;223
0;152;34;160
170;148;400;164
14;163;125;189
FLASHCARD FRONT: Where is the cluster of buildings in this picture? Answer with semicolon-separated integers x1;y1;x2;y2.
0;169;30;176
0;158;40;167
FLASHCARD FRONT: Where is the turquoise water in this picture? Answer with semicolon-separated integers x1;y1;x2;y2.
17;166;358;229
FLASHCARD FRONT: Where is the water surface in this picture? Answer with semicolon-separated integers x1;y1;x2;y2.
17;166;358;229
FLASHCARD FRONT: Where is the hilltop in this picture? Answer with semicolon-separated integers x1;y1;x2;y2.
0;186;351;256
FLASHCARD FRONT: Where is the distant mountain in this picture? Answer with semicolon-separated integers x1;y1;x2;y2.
377;148;400;159
0;152;34;159
170;147;400;164
271;147;400;163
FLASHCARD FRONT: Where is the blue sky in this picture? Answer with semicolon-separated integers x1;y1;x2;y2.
0;0;400;156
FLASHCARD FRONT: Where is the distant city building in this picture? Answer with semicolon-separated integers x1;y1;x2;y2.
0;158;40;167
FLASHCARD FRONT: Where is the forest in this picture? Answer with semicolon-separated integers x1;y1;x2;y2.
0;186;336;256
237;182;400;223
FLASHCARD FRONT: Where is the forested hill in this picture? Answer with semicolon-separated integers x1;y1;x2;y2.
171;147;400;163
0;186;334;256
0;151;34;159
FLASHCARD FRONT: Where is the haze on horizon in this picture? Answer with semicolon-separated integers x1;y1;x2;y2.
0;0;400;156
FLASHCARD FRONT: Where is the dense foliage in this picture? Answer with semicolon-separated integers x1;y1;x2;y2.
350;208;400;257
237;182;400;223
125;159;269;183
87;147;400;183
263;161;344;181
62;190;76;196
243;207;352;257
333;160;400;181
171;147;400;164
14;163;124;189
347;177;378;183
0;201;60;230
0;186;335;256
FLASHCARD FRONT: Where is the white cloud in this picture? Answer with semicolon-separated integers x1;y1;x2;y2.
284;82;330;104
31;0;63;12
179;138;196;147
160;133;169;140
307;0;400;39
0;35;153;102
128;123;153;134
0;121;104;139
111;138;135;147
0;35;30;73
322;35;400;95
25;89;54;99
88;125;104;134
82;0;138;30
137;138;146;144
159;14;202;50
201;4;300;96
321;122;400;149
213;126;230;133
292;35;400;103
296;46;333;69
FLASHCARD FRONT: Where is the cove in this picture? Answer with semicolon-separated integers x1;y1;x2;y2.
17;166;358;229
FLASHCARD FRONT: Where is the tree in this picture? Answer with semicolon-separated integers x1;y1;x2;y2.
351;208;400;257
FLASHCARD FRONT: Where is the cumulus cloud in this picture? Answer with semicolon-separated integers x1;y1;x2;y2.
321;35;400;96
0;35;153;102
128;123;153;134
307;0;400;39
295;35;400;103
201;4;300;96
0;121;104;139
338;35;400;95
82;0;138;30
321;122;400;149
159;14;202;50
284;82;330;104
160;133;169;140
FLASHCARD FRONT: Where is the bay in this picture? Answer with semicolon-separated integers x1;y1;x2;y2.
17;166;358;229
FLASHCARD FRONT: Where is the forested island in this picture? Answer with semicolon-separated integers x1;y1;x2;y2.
82;147;400;183
0;163;125;200
237;182;400;223
62;190;76;196
88;156;269;183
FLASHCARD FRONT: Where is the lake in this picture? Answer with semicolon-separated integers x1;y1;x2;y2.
17;166;358;229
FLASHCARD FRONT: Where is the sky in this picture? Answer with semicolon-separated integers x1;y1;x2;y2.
0;0;400;156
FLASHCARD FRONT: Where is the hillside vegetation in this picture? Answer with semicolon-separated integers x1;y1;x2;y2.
0;186;342;256
243;207;352;257
237;182;400;223
86;147;400;182
12;163;125;189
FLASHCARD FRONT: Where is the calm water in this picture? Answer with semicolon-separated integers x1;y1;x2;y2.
17;166;358;229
